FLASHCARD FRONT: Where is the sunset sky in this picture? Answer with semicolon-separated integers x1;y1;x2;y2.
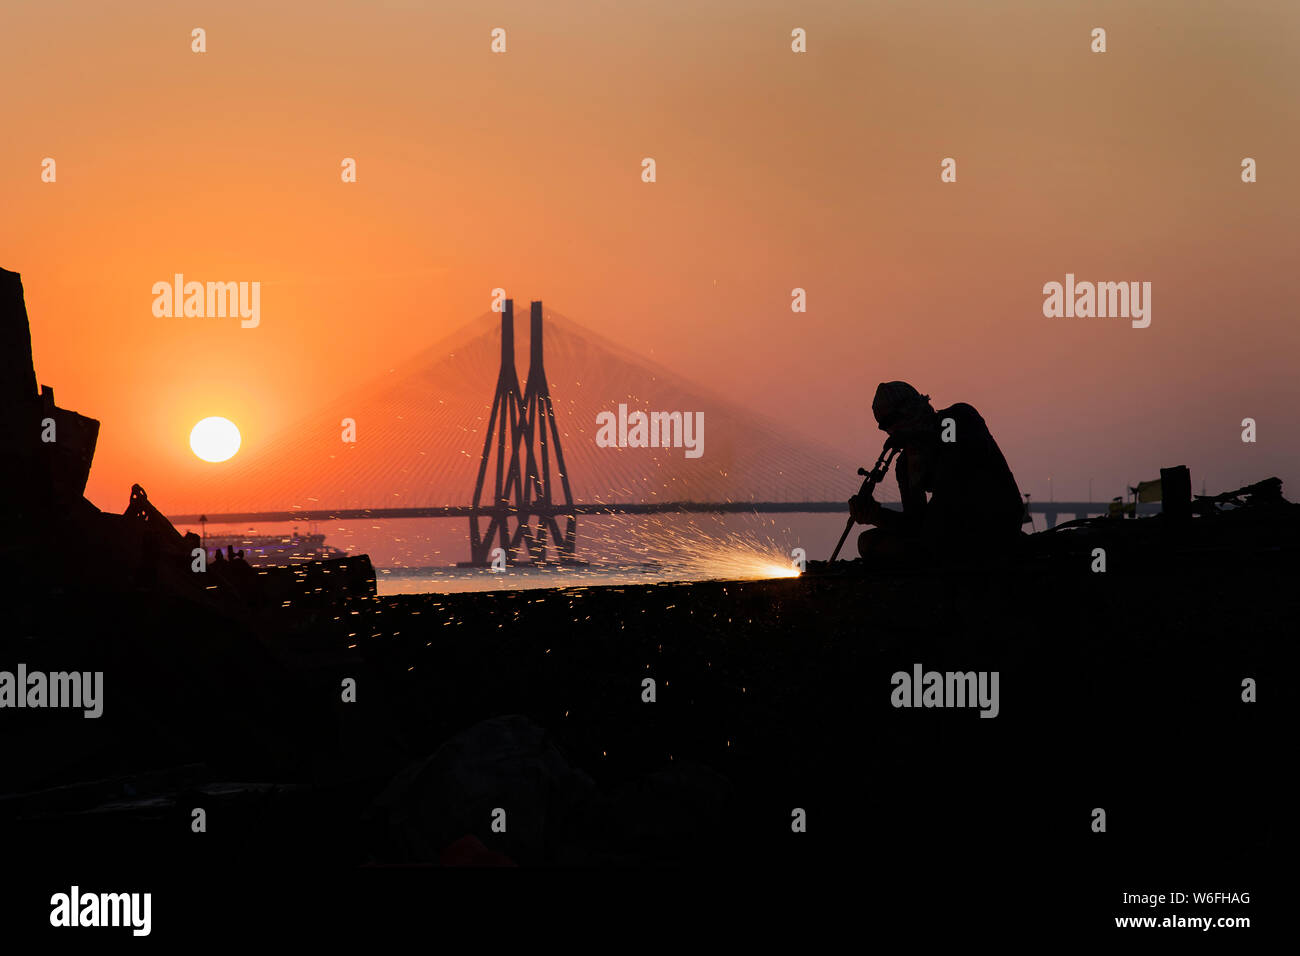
3;0;1297;516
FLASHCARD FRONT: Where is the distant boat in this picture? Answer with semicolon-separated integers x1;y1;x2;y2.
200;530;346;567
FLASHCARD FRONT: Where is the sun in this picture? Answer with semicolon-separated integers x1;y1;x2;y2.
190;416;241;463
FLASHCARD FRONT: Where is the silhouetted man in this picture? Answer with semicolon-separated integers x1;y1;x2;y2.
849;381;1024;561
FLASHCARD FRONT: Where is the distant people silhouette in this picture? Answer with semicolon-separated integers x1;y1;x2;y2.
850;381;1023;562
212;549;225;564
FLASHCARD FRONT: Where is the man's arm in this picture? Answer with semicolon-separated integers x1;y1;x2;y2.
850;450;922;531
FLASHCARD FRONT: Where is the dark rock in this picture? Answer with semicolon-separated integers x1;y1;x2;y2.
366;714;595;866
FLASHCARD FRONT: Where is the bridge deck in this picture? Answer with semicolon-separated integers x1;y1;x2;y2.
168;502;1157;525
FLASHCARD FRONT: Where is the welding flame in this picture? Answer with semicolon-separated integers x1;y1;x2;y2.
622;521;802;582
684;542;802;581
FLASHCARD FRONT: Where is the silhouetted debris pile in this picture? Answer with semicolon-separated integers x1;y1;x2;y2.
0;266;376;617
1024;475;1300;573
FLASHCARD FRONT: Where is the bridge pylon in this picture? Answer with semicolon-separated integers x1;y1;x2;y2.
464;299;579;566
466;299;525;566
513;300;578;564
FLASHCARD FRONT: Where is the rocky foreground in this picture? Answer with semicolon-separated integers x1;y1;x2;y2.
1;548;1287;891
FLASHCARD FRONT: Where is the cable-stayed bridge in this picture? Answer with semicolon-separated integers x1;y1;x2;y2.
167;299;880;564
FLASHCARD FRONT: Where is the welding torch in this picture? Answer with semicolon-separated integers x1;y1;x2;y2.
829;439;900;562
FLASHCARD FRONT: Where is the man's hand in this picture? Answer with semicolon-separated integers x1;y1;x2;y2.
849;494;882;526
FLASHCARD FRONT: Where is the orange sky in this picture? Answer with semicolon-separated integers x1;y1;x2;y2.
3;0;1297;513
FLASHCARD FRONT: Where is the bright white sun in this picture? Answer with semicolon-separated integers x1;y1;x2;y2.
190;416;241;463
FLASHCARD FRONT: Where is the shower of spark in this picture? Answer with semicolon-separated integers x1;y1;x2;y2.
675;538;802;581
610;518;802;583
368;511;807;593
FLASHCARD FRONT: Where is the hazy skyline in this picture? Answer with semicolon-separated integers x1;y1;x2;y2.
4;0;1297;513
